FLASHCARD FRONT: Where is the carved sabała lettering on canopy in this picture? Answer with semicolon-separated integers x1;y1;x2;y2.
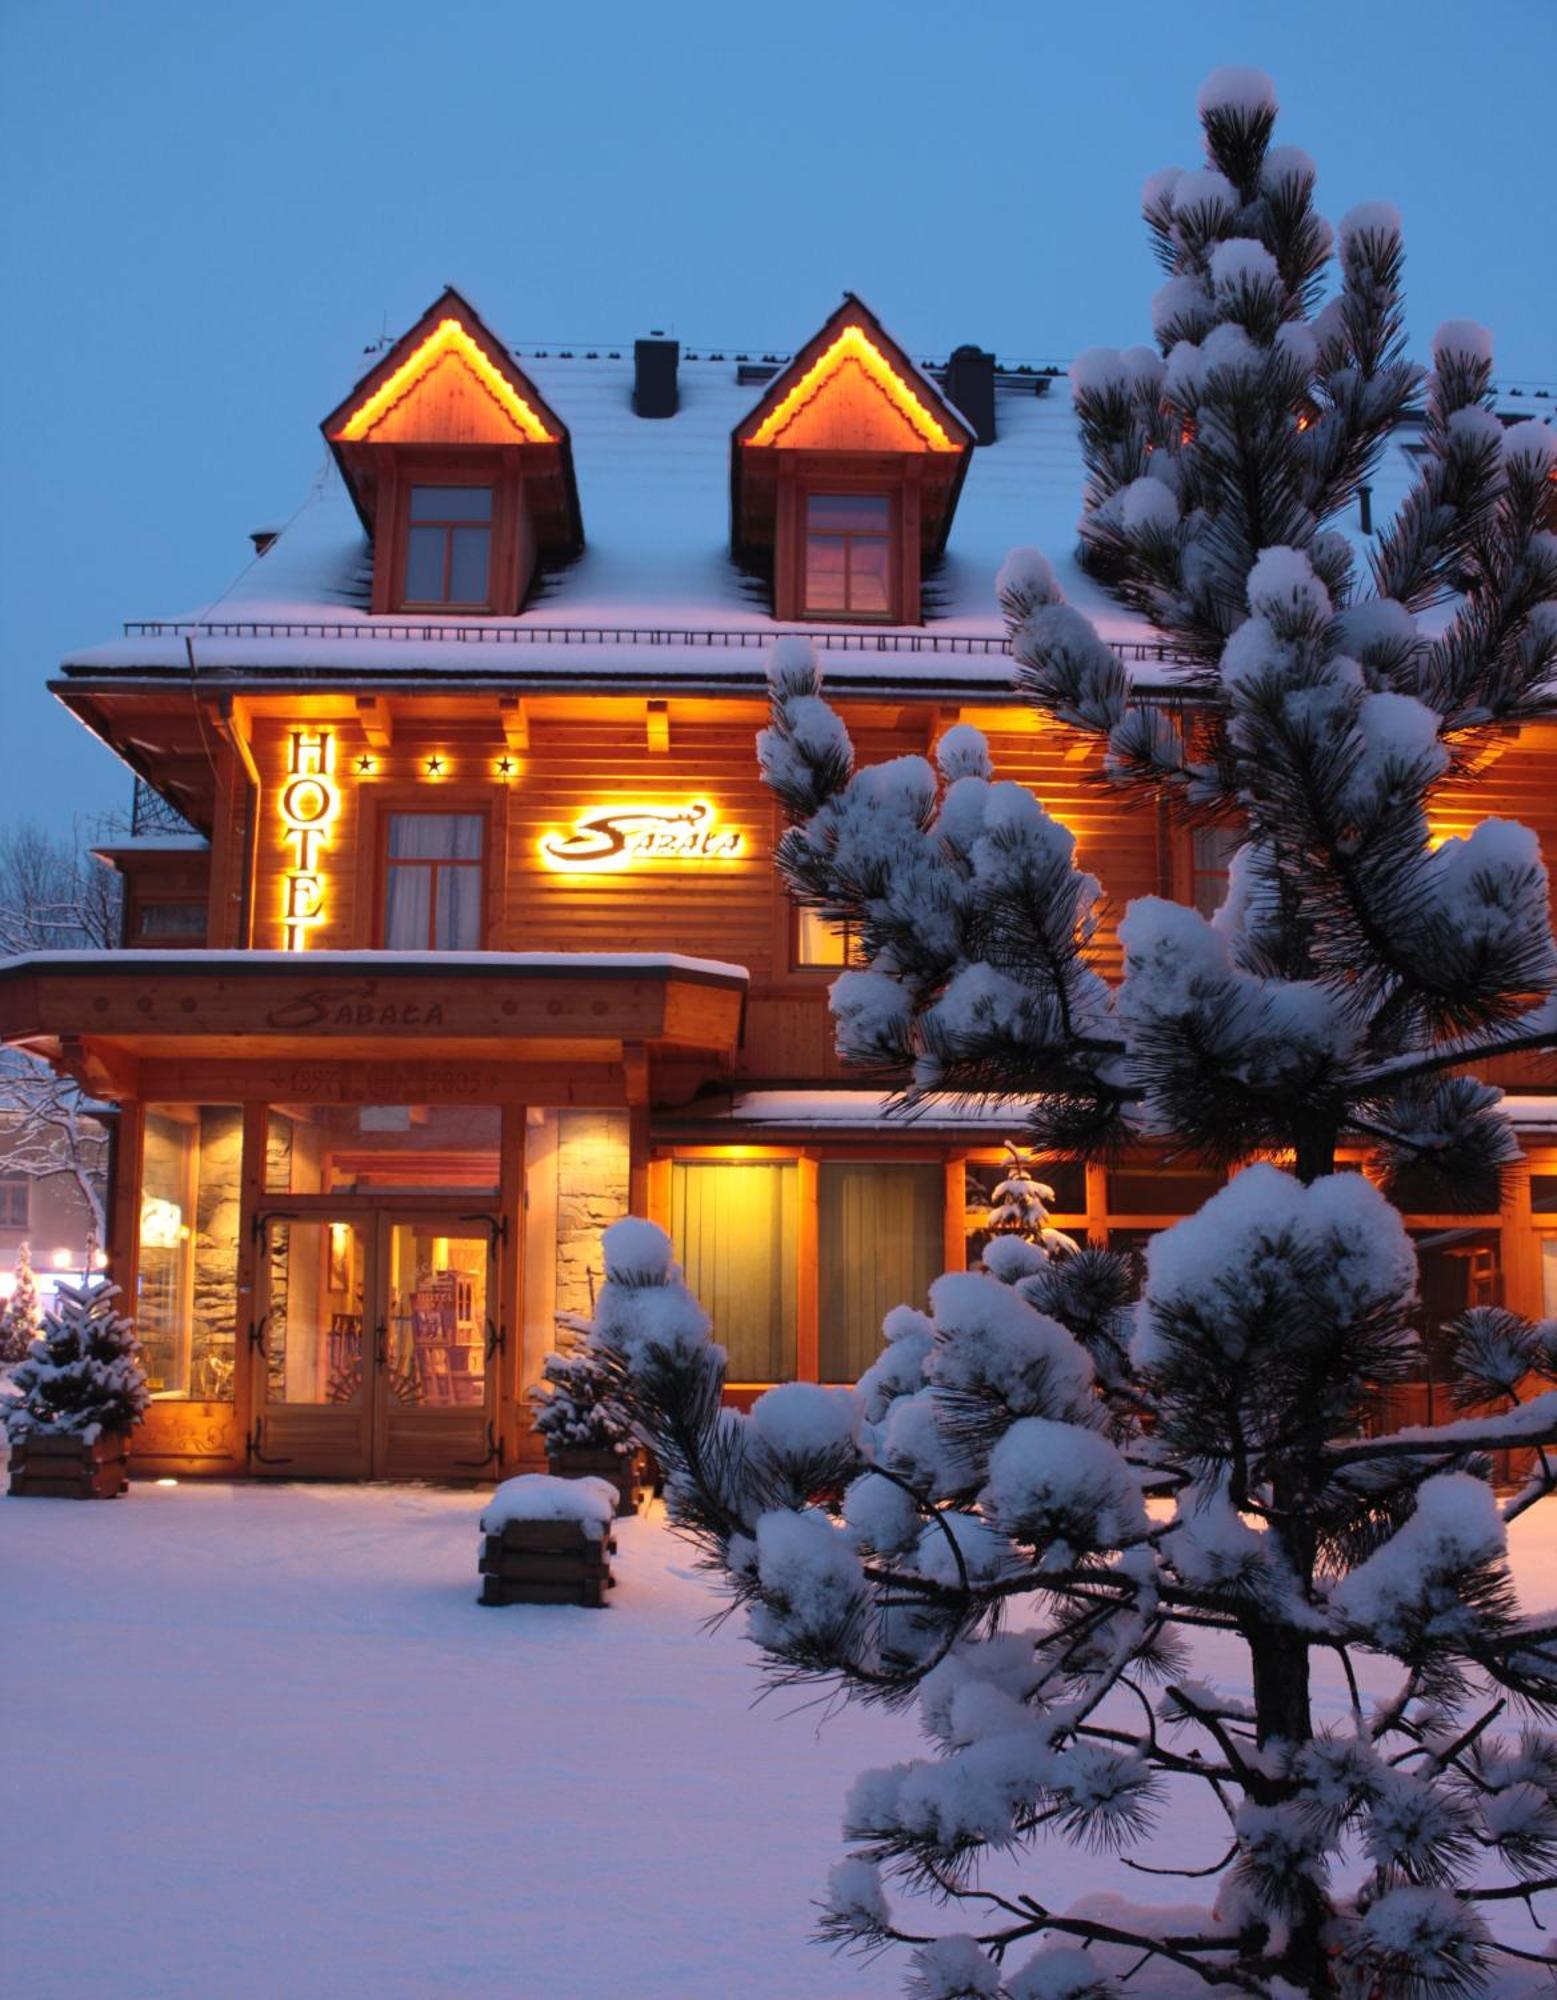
264;982;445;1031
540;800;743;870
278;729;340;949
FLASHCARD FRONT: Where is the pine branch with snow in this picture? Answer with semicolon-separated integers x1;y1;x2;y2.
609;66;1557;2000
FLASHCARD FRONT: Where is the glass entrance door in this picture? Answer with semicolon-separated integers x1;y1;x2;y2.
375;1218;494;1480
253;1215;374;1477
252;1210;498;1480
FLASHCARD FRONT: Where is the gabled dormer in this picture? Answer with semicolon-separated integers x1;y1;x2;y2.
322;288;582;616
731;295;973;626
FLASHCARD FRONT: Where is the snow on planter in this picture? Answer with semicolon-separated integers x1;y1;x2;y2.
480;1472;618;1536
477;1474;619;1609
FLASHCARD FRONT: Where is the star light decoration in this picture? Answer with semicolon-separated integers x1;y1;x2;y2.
425;756;444;776
356;754;375;776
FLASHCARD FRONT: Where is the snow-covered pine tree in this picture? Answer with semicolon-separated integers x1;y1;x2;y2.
606;68;1557;1999
2;1277;148;1442
527;1313;637;1458
0;1240;42;1365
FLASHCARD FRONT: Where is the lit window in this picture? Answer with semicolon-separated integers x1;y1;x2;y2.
818;1163;943;1381
403;486;493;608
794;906;864;969
803;494;892;617
383;814;485;950
1190;824;1241;918
135;900;207;942
670;1162;797;1382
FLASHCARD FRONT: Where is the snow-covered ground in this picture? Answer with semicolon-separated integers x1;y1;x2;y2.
4;1482;1557;1998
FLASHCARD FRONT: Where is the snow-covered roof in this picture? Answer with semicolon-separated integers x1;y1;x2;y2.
57;345;1431;698
657;1088;1027;1132
89;833;210;854
0;947;749;982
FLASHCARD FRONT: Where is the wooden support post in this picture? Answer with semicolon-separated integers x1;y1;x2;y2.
624;1043;651;1215
107;1100;145;1316
203;735;245;949
233;1101;269;1465
497;1103;528;1473
645;699;670;754
944;1155;967;1273
797;1152;820;1381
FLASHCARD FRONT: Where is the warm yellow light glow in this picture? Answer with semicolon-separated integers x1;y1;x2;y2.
140;1197;183;1249
1426;816;1476;853
745;325;960;451
540;800;744;871
155;1478;179;1488
50;1248;72;1270
335;318;554;444
278;728;341;950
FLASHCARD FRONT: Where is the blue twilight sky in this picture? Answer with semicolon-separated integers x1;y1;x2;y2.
2;0;1554;835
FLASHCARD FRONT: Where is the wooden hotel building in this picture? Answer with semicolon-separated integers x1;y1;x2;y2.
6;287;1557;1482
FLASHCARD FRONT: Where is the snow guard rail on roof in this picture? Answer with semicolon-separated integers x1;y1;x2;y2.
118;618;1189;664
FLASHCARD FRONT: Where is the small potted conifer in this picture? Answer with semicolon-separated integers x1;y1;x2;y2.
527;1315;644;1517
3;1277;149;1498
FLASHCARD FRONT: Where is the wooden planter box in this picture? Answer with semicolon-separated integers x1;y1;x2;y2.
478;1517;617;1608
546;1447;646;1518
8;1430;131;1500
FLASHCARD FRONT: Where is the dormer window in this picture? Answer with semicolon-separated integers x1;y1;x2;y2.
321;288;582;618
803;494;893;618
731;296;972;628
404;485;494;608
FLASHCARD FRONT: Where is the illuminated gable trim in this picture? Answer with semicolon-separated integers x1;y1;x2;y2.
334;317;555;444
744;326;960;452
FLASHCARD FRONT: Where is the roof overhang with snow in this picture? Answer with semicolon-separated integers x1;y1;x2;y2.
0;950;748;1103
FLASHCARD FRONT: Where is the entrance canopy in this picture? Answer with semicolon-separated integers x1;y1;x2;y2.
0;949;747;1104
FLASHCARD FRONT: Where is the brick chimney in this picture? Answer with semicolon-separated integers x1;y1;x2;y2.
634;334;679;418
944;345;996;446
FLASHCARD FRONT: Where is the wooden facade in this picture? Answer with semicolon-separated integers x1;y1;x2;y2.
10;287;1557;1484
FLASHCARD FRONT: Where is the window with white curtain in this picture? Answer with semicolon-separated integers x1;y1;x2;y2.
382;813;485;950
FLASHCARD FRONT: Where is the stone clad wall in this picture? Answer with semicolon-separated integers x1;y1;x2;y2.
552;1111;629;1318
191;1108;243;1398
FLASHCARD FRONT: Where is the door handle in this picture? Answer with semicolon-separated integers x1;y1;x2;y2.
484;1316;505;1362
247;1312;271;1359
374;1319;389;1366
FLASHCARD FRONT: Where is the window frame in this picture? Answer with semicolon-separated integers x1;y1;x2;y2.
790;902;865;972
0;1177;30;1229
376;807;491;952
400;482;496;611
772;458;919;624
801;491;896;621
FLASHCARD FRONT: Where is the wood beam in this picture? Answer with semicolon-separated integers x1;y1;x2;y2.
499;696;530;753
645;699;669;754
355;696;393;751
58;1035;140;1102
131;1056;636;1106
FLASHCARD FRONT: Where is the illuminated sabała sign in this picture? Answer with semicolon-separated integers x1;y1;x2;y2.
279;729;339;949
541;801;743;870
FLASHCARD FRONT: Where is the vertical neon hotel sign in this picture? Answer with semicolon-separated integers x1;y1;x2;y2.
278;729;339;950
